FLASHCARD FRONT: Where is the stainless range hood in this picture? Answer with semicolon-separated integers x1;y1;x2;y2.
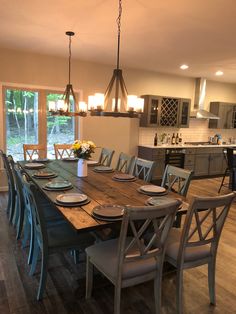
190;78;220;119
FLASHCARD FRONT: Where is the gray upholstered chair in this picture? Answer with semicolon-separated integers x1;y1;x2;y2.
54;143;73;159
86;199;181;314
132;157;156;182
98;147;115;166
115;152;135;174
165;192;235;314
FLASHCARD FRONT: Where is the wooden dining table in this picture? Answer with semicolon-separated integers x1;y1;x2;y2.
18;159;187;233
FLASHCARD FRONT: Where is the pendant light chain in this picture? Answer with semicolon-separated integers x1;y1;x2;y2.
68;34;72;85
116;0;122;70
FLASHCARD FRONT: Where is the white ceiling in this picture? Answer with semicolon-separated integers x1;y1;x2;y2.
1;0;236;83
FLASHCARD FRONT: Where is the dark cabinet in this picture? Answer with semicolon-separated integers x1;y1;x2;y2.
209;102;236;129
140;95;191;128
194;154;209;176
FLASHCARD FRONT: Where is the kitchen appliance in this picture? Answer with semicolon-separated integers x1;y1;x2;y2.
190;78;219;119
165;148;185;168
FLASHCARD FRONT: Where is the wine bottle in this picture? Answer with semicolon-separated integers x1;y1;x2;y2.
171;133;175;145
176;133;179;145
154;133;158;146
179;133;182;145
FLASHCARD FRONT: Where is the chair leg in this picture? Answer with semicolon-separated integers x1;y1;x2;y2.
114;285;121;314
16;204;24;240
28;220;34;265
176;269;184;314
154;271;162;313
208;260;216;305
218;169;228;193
9;191;16;224
72;249;80;264
173;214;182;228
86;256;94;299
29;240;39;276
37;249;48;300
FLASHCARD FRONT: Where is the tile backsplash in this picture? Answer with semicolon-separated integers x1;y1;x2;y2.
139;119;236;145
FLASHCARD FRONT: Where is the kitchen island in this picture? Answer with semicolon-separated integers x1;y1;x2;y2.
138;144;236;180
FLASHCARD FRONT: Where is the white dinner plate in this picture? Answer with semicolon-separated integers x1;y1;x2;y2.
93;166;113;172
45;180;72;189
33;171;56;177
25;163;45;168
140;185;166;194
56;193;88;204
62;157;78;161
113;173;135;180
87;160;99;165
93;204;124;218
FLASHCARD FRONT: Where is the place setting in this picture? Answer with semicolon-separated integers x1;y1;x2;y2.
92;204;125;221
93;166;114;173
146;196;183;208
54;193;91;207
24;162;46;170
137;185;168;196
87;160;99;166
62;157;78;162
32;170;57;179
112;173;137;182
42;179;73;191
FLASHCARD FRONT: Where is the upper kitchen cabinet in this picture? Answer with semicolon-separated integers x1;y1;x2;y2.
209;102;236;129
140;95;191;128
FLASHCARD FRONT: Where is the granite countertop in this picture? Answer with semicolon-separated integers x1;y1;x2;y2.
139;144;236;149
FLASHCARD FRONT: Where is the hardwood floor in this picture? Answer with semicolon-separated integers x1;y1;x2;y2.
0;177;236;314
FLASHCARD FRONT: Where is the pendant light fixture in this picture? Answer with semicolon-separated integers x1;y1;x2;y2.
88;0;144;117
49;31;87;116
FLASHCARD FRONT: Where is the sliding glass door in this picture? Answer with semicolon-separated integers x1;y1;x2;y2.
46;93;76;158
5;88;39;160
3;87;79;160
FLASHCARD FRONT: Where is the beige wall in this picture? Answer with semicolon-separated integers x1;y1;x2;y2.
1;47;236;187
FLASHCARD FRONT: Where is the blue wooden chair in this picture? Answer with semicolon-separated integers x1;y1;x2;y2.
98;147;115;166
15;168;65;264
24;180;94;300
115;152;135;174
0;150;17;224
132;157;156;182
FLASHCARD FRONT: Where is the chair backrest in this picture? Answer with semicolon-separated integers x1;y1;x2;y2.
23;180;48;249
0;150;15;194
54;144;73;159
8;155;24;206
23;144;45;160
98;148;115;166
117;199;181;282
115;152;135;174
161;164;193;196
178;193;235;266
132;157;155;182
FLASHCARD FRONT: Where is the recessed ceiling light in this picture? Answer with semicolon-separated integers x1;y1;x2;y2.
180;64;189;70
215;70;224;76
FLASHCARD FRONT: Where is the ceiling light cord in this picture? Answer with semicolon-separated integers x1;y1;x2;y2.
68;34;72;85
116;0;122;70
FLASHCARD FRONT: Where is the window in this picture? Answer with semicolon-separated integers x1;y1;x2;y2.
3;87;79;160
47;93;75;158
5;88;39;160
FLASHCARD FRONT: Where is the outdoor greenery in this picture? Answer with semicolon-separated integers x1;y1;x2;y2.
5;89;75;160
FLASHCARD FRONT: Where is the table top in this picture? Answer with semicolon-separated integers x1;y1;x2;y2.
18;159;186;233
